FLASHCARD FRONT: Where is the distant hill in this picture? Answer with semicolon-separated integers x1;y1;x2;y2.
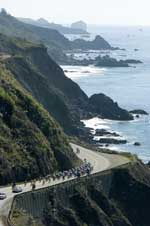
19;17;88;35
0;10;115;64
71;20;87;32
0;10;71;62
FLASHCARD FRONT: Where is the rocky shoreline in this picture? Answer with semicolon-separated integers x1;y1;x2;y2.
64;53;142;67
81;110;148;151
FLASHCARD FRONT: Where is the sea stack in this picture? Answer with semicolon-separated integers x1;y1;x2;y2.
71;20;87;32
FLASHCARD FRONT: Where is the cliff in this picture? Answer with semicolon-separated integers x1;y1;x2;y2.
0;33;133;137
0;62;80;185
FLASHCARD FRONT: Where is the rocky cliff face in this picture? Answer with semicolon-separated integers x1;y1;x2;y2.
109;162;150;226
42;162;150;226
11;161;150;226
0;34;133;136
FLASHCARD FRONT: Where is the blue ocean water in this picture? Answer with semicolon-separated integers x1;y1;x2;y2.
63;26;150;163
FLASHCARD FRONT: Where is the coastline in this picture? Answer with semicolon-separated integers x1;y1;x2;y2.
81;115;150;163
61;26;150;164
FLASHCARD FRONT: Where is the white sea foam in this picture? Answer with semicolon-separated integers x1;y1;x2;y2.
81;117;110;130
64;27;150;164
94;135;125;140
61;65;106;79
106;146;120;151
138;155;150;164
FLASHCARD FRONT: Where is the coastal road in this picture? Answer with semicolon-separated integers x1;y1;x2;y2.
71;143;130;173
0;54;11;61
0;143;130;226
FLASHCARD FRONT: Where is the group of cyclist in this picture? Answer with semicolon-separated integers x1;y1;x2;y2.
28;160;93;191
22;148;94;191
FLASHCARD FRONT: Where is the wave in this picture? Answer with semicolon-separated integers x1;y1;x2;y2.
81;117;111;130
61;65;107;79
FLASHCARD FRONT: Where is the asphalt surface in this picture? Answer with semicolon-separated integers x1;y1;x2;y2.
0;143;130;225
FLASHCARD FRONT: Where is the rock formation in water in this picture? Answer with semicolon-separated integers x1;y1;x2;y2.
71;20;87;32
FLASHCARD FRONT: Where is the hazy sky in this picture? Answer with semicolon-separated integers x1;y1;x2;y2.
1;0;150;26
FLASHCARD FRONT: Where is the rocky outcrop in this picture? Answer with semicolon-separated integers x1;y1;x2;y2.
95;129;120;137
134;142;141;146
66;55;142;67
96;138;127;144
124;59;142;64
72;35;113;50
95;55;143;67
130;109;149;115
71;21;87;32
19;18;88;35
95;55;129;67
89;94;133;121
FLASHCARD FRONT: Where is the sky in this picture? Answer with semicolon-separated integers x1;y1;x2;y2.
0;0;150;26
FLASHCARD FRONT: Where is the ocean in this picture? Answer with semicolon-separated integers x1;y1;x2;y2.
62;26;150;163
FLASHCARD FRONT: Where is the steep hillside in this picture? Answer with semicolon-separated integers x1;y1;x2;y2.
0;9;70;62
0;10;114;63
0;35;88;134
0;33;133;137
0;10;70;49
0;63;80;185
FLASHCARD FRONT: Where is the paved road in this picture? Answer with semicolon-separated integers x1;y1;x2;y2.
0;54;11;61
0;143;130;226
71;143;129;173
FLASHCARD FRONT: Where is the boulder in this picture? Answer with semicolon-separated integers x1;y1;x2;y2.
95;129;120;137
124;59;142;64
95;55;129;67
135;115;140;118
134;142;141;146
96;138;127;144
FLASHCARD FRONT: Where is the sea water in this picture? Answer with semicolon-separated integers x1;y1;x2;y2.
62;26;150;163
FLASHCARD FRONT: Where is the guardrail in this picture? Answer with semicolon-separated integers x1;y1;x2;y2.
6;197;15;226
7;161;130;226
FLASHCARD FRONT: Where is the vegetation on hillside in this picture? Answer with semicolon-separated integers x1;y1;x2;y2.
0;33;133;137
0;64;80;185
